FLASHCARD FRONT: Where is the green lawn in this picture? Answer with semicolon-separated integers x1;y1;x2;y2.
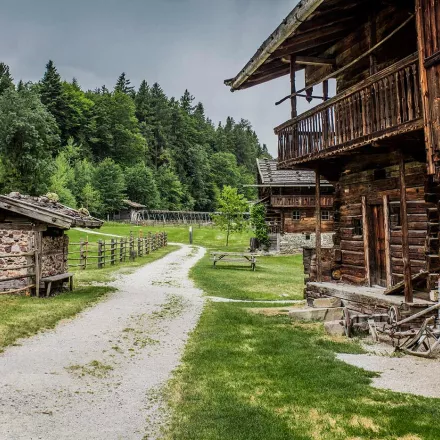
68;223;252;252
162;251;440;440
191;254;304;301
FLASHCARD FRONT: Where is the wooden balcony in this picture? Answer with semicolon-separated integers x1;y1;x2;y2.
271;195;334;208
276;54;424;167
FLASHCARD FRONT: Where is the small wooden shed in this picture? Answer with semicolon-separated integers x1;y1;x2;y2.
111;200;146;223
0;193;103;296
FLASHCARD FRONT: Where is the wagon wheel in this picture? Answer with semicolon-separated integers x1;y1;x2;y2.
387;305;401;327
343;307;352;338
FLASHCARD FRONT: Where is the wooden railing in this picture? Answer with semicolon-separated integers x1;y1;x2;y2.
271;195;334;208
277;53;423;165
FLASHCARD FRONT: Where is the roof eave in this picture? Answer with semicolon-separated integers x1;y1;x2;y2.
225;0;326;91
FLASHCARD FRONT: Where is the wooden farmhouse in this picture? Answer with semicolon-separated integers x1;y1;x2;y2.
0;193;103;297
255;158;334;253
111;200;146;223
225;0;440;318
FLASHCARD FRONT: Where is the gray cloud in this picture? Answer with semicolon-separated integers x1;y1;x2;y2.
0;0;312;156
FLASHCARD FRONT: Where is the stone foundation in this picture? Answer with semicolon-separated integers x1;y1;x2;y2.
279;232;334;254
41;234;69;278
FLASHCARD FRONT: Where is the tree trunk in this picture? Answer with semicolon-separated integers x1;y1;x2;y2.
226;221;230;247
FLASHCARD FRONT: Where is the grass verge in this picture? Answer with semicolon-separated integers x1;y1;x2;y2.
191;253;304;301
164;302;440;440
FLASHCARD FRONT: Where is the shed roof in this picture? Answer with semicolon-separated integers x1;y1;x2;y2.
0;193;104;229
224;0;372;91
256;159;331;186
122;200;146;209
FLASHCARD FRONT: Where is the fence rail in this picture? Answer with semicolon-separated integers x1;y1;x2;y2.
277;53;423;165
68;231;168;270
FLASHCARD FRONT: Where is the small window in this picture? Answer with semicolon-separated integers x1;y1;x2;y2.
305;233;311;240
352;218;363;236
390;205;401;229
321;210;331;221
292;210;301;221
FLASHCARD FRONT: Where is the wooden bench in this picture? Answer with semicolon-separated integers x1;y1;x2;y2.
211;252;257;271
41;272;74;297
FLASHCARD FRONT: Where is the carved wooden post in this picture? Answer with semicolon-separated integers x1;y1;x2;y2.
383;195;392;288
400;154;413;303
315;168;322;282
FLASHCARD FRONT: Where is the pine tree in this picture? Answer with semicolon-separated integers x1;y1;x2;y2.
115;72;135;97
40;60;66;148
0;63;14;95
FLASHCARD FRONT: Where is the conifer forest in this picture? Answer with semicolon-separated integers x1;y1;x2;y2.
0;61;271;216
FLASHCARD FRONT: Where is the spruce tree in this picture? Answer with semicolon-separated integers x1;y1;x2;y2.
0;63;14;95
115;72;135;97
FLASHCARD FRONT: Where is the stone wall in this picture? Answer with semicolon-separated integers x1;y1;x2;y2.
279;232;334;255
41;234;69;278
0;224;33;292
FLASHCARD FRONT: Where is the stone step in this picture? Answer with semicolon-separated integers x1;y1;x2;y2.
324;320;345;336
289;307;344;322
313;297;342;308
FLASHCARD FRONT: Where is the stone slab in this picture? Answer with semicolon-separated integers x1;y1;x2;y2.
324;320;345;336
313;297;342;308
289;307;344;322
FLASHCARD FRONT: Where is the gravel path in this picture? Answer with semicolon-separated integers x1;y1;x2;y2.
338;344;440;398
0;245;205;440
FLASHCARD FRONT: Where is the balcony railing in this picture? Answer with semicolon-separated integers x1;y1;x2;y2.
271;195;334;208
276;53;423;166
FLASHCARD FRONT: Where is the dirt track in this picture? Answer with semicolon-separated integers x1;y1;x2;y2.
0;245;205;440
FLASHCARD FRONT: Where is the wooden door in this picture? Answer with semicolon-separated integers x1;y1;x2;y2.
416;0;440;176
369;205;387;287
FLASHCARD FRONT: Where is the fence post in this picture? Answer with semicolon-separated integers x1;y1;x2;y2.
130;236;135;261
138;237;142;257
98;240;104;269
165;232;168;246
79;238;85;270
119;238;124;263
111;239;115;265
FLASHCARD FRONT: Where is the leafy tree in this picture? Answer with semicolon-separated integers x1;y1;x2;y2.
49;150;77;207
125;162;160;208
94;158;126;216
250;203;270;249
0;87;59;194
155;166;185;210
0;63;14;95
213;186;249;246
80;183;102;215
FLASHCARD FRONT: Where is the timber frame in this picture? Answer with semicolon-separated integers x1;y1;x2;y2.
225;0;440;312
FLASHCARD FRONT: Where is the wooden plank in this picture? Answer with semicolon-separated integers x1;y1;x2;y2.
361;196;370;286
315;168;322;282
383;195;392;288
290;55;297;119
399;155;413;303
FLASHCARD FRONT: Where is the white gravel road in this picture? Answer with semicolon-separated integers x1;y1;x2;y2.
0;245;205;440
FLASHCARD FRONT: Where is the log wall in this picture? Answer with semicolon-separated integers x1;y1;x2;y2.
333;158;428;286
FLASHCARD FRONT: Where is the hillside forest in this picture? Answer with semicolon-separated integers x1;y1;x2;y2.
0;61;271;217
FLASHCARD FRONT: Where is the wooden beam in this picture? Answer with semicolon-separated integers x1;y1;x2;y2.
290;55;297;119
383;195;392;289
315;168;322;282
399;154;413;303
361;196;371;287
296;56;336;66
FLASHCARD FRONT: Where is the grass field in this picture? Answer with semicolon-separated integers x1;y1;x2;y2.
68;223;252;252
191;254;304;301
163;250;440;440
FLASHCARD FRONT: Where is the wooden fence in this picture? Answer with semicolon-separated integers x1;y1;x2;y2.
68;232;168;270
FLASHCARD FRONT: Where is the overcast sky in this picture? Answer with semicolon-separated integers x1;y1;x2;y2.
0;0;312;156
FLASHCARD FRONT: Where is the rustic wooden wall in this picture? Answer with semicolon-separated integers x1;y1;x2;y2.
333;157;428;286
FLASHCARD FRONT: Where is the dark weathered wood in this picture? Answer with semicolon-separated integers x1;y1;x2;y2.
382;195;392;288
315;169;322;282
361;196;370;286
290;55;297;119
399;155;413;302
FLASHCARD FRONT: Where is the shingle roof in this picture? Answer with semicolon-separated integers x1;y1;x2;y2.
256;159;331;186
0;193;104;229
122;200;146;209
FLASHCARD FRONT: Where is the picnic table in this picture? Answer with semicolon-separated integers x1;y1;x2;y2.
211;252;257;271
